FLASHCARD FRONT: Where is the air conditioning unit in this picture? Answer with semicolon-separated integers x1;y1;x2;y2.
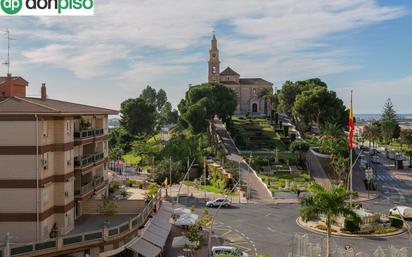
42;158;48;169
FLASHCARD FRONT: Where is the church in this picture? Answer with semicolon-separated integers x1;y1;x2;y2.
208;34;273;116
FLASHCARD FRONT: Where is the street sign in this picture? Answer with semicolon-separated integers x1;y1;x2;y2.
365;168;373;180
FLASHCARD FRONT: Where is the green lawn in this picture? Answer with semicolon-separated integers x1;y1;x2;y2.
231;117;286;151
258;170;311;193
182;181;238;195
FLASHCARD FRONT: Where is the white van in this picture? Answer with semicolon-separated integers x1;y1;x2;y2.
389;206;412;218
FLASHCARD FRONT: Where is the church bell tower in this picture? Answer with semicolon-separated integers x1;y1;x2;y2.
208;33;220;83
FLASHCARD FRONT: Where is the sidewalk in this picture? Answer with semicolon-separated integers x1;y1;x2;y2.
167;184;249;204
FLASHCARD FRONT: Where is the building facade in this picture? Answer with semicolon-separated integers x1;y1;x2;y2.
208;34;273;115
0;75;117;243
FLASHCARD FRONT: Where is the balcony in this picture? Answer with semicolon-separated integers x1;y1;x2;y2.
74;128;105;140
75;182;93;197
74;152;105;169
93;176;104;187
74;155;94;168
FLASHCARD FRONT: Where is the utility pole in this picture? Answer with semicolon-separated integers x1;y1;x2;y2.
169;157;172;197
238;160;241;204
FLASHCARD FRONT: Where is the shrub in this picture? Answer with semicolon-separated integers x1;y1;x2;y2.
315;224;337;233
344;216;360;232
389;215;404;228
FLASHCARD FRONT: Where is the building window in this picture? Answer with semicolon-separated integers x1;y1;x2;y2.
42;120;48;137
66;151;71;166
42;153;48;170
42;188;49;203
66;120;71;135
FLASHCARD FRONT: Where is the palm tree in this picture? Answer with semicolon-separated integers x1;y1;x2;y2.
300;184;355;257
258;88;275;121
322;123;343;139
363;123;380;148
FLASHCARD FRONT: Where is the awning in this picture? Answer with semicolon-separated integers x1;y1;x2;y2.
172;236;198;248
143;230;167;248
128;238;161;257
175;213;199;226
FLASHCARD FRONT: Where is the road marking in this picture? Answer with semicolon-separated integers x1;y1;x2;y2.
265;213;272;217
267;226;276;233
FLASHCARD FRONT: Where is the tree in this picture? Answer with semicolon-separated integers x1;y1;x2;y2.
322;123;344;139
258;87;275;120
186;224;203;250
363;123;381;148
289;140;310;167
97;197;118;226
278;78;327;118
293;86;346;131
380;98;400;143
330;155;349;184
139;85;157;105
300;184;356;257
400;129;412;150
404;150;412;168
120;98;156;136
179;83;237;139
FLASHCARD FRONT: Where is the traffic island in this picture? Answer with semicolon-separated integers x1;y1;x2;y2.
296;217;407;238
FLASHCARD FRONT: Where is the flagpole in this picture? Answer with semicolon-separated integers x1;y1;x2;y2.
349;90;353;207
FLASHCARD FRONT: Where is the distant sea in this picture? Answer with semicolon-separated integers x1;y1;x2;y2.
356;114;412;121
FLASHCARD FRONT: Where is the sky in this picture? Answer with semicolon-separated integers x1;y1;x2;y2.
0;0;411;114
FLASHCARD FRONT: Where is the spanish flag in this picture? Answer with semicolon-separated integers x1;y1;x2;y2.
349;91;354;150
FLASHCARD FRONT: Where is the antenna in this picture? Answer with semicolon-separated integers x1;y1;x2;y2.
3;29;15;75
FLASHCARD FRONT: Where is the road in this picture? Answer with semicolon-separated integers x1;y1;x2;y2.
174;197;411;257
372;152;412;205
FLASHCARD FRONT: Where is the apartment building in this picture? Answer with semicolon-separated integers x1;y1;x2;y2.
0;74;118;243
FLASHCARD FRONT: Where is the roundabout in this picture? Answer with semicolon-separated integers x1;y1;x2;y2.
296;217;407;238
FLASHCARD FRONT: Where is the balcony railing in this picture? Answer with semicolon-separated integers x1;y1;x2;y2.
74;128;105;139
74;182;93;197
93;176;104;187
94;152;104;162
74;152;105;168
2;190;162;257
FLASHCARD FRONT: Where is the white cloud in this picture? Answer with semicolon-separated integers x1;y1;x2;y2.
336;74;412;113
0;0;407;109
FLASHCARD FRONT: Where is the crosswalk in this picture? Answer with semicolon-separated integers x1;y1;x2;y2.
374;174;399;182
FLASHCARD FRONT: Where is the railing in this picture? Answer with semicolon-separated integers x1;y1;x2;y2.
74;152;105;168
74;128;105;139
5;190;162;257
75;182;94;197
94;152;104;162
93;176;104;187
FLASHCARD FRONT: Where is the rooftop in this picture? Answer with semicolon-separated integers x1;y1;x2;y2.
240;78;273;86
220;67;240;76
0;96;118;115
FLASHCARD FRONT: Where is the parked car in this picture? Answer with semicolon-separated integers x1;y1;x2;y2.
206;198;232;208
211;246;249;257
389;206;412;218
371;156;380;164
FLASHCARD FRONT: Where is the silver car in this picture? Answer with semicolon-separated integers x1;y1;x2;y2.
206;198;232;208
211;246;249;257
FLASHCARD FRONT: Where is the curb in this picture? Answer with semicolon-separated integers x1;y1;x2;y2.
355;193;379;202
296;217;407;238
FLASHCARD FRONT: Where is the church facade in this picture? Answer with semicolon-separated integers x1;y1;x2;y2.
208;34;273;116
